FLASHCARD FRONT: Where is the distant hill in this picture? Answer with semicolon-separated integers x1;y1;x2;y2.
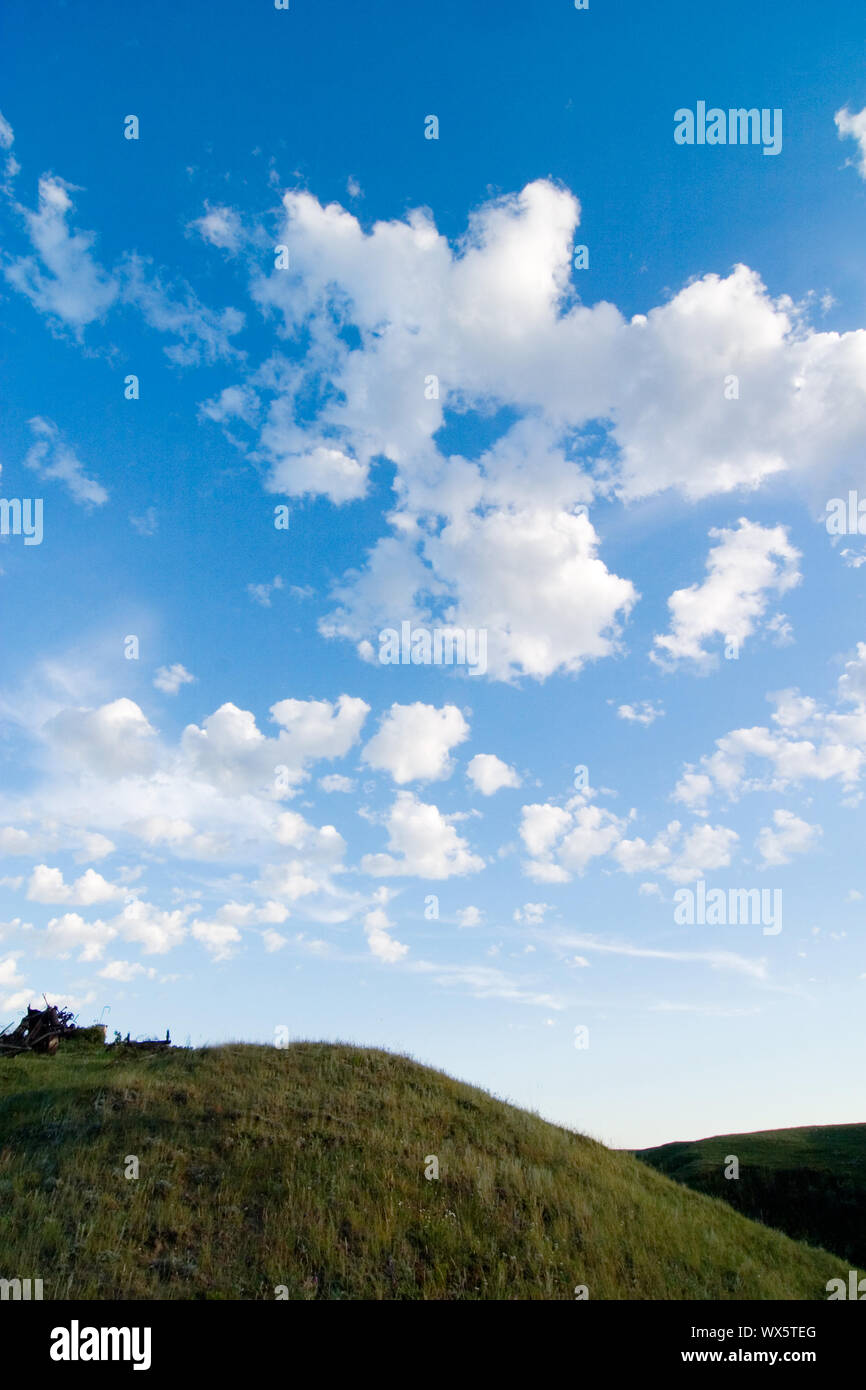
636;1123;866;1271
0;1042;850;1299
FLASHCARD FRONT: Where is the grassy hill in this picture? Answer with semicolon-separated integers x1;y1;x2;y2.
0;1041;851;1300
636;1123;866;1273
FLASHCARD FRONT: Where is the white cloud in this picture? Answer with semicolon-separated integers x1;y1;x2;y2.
519;803;573;860
120;253;245;365
115;900;189;955
24;416;108;507
265;441;368;506
664;823;739;884
456;905;483;927
519;792;739;885
362;703;469;784
756;810;821;866
838;641;866;706
26;864;124;906
673;771;715;815
466;753;521;795
0;680;371;940
652;520;801;670
0;954;28;1008
0;111;14;149
513;902;551;924
269;694;369;767
190;203;243;252
178;697;364;797
153;664;196;695
190;919;242;961
410;959;564;1010
617;700;664;726
0;954;25;986
194;181;866;686
47;698;158;778
0;828;43;856
674;661;866;811
319;773;355;793
553;932;768;980
5;176;119;333
835;106;866;179
363;892;408;962
247;575;283;607
274;810;346;862
38;911;116;962
98;960;155;982
520;797;625;881
362;791;484;879
199;385;260;426
130;507;158;537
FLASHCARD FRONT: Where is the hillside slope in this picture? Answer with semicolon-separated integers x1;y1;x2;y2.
0;1042;850;1300
636;1123;866;1271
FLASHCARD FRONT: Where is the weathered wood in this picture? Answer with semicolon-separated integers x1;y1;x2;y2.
0;1002;173;1058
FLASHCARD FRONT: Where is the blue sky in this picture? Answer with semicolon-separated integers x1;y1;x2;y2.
2;0;866;1147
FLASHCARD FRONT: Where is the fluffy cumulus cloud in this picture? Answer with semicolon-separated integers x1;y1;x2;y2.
362;792;484;879
180;694;369;796
114;900;189;955
519;796;621;883
756;810;822;866
98;960;155;982
11;159;866;681
36;912;117;962
363;890;408;963
153;664;196;695
47;698;158;778
269;694;370;768
179;178;866;681
26;865;125;907
4;153;863;1010
672;650;866;813
518;792;739;885
466;753;522;795
513;902;551;925
362;703;469;784
652;520;801;670
0;690;373;960
191;918;243;962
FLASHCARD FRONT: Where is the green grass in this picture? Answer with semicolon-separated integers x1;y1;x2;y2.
0;1042;851;1300
636;1123;866;1272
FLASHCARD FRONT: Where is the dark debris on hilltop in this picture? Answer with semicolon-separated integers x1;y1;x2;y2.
0;999;172;1058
